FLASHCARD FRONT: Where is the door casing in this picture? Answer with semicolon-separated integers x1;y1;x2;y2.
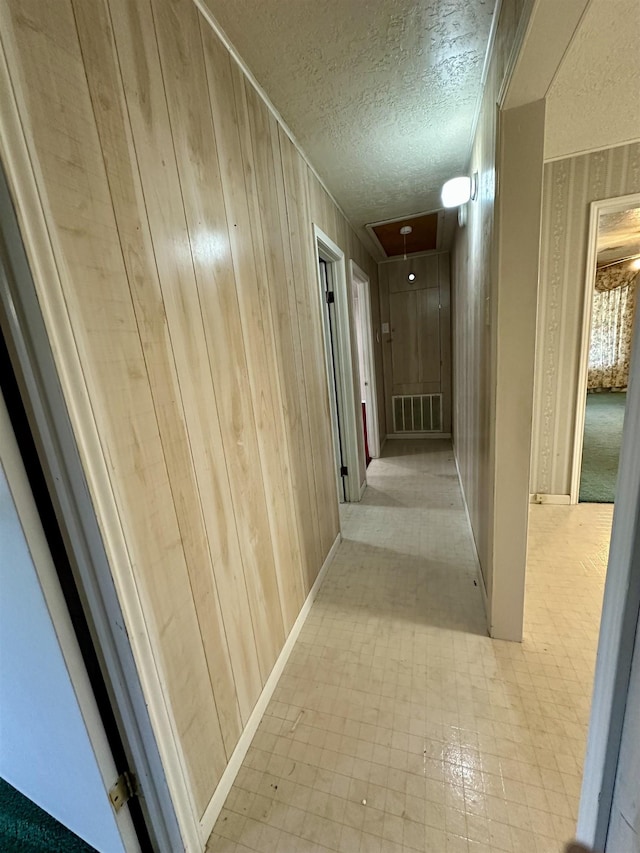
350;260;380;459
314;225;362;502
570;192;640;504
0;162;183;852
0;387;138;851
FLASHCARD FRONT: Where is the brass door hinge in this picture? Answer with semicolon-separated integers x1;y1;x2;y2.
109;770;138;812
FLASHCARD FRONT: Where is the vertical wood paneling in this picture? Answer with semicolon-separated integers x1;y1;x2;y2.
279;130;339;556
70;0;244;755
387;254;439;293
418;287;441;384
380;254;451;432
357;236;386;450
149;0;292;677
531;142;640;495
142;0;264;726
439;253;452;432
344;226;384;444
451;0;525;595
229;61;305;631
390;291;419;383
1;0;226;812
1;0;382;831
244;82;318;590
198;21;286;678
308;170;369;486
342;222;368;487
379;263;394;434
275;134;323;571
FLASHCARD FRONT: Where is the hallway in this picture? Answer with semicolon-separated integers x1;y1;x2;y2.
206;441;608;853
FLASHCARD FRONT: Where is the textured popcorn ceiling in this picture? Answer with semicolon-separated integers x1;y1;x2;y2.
598;207;640;265
545;0;640;161
201;0;497;248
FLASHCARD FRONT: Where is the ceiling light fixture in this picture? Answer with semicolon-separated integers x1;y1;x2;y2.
400;225;416;283
441;172;478;208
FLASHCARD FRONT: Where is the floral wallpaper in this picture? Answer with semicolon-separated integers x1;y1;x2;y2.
588;267;639;389
530;141;640;496
595;265;639;292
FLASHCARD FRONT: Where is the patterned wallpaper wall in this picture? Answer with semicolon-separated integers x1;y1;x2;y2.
530;142;640;495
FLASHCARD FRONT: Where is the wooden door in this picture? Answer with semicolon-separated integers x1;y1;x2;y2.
389;288;441;390
381;253;451;434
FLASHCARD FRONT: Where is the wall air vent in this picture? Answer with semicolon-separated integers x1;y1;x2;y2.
393;394;442;433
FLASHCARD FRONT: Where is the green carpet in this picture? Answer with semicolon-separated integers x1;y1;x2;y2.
0;778;97;853
579;391;626;503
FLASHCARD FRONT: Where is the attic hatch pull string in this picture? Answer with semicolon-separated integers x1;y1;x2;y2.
400;225;416;283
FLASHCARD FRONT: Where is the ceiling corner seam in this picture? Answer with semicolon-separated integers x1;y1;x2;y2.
190;0;356;236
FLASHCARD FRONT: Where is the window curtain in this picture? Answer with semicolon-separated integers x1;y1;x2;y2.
588;268;638;390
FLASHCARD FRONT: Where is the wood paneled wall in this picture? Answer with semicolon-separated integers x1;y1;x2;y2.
306;175;384;486
379;254;451;435
0;0;379;835
451;0;525;600
531;142;640;497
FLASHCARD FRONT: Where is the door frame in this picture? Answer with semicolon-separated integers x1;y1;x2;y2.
314;225;361;502
0;387;139;851
350;260;380;459
0;165;184;851
577;274;640;848
570;192;640;504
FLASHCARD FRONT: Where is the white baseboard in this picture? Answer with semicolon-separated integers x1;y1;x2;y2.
452;450;490;633
529;493;571;505
358;479;367;500
386;432;452;440
198;532;342;844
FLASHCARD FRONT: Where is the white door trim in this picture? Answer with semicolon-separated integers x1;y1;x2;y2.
314;226;361;502
317;254;344;503
577;274;640;848
570;192;640;504
0;77;186;849
350;261;380;459
0;391;138;851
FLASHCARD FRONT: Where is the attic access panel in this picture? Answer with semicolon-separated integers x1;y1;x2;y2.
370;213;438;257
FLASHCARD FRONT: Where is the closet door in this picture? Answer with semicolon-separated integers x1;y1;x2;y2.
382;253;451;434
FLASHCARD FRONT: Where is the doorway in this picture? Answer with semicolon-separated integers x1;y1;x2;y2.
319;255;347;501
379;253;451;438
0;380;138;852
524;191;640;850
572;194;640;504
350;261;380;463
314;226;362;503
0;163;181;851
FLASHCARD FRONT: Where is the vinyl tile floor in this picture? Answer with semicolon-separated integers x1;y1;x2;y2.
206;440;613;853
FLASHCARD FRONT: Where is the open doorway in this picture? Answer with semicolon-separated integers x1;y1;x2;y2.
350;261;380;463
572;195;640;504
0;377;139;853
0;164;181;852
314;226;362;503
525;191;640;850
318;255;348;501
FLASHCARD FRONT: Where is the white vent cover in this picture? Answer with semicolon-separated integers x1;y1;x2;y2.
393;394;442;433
